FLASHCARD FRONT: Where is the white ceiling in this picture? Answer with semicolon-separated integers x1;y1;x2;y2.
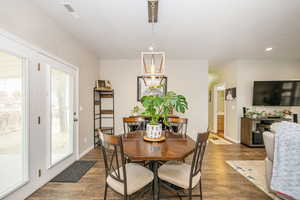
32;0;300;64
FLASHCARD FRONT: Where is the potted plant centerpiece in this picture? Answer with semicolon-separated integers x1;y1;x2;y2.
140;91;188;139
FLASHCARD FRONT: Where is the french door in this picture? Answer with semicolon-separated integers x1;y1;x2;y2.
48;62;76;166
0;33;78;199
37;55;78;168
0;41;29;199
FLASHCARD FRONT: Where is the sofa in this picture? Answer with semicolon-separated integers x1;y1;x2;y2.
263;131;295;200
262;131;275;192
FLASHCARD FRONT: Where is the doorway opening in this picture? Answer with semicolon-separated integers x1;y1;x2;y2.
213;84;225;138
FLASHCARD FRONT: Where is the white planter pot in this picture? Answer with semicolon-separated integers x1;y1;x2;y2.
146;124;162;139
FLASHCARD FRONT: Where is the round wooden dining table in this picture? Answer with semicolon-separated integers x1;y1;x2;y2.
122;131;196;200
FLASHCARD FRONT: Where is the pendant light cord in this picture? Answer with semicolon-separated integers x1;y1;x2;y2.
150;22;155;51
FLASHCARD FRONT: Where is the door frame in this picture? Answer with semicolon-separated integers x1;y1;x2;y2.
40;55;79;168
213;83;226;137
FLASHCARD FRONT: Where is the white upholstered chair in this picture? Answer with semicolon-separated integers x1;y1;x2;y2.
158;132;209;200
99;132;154;200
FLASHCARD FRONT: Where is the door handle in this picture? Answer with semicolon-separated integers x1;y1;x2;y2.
74;118;78;122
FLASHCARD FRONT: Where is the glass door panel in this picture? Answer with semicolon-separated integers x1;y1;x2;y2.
50;67;73;165
0;51;28;198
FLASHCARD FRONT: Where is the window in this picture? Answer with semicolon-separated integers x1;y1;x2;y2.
50;67;74;165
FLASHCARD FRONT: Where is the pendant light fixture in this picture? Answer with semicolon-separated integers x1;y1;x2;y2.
141;0;166;87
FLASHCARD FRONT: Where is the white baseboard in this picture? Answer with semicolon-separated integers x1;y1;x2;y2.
79;145;94;159
224;135;240;144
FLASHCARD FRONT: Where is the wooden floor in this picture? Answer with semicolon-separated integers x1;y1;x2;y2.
27;143;270;200
217;130;224;138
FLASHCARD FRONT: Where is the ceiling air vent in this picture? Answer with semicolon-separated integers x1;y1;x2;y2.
61;1;79;18
63;4;75;13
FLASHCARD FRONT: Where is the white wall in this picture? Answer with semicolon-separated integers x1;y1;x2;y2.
237;60;300;110
99;59;208;139
0;1;99;199
0;0;99;155
211;59;300;143
236;60;300;140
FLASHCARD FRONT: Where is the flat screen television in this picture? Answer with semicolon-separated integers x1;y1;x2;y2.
253;81;300;106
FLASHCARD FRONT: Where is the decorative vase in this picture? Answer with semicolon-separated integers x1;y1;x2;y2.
146;124;162;139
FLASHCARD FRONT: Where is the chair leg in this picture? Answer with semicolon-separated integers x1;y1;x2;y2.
104;183;108;200
188;189;192;200
199;179;203;200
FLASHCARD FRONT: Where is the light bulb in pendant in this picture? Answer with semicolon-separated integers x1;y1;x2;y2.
150;64;155;74
148;46;154;51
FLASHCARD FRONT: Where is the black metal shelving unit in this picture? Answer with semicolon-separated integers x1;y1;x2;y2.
94;88;115;147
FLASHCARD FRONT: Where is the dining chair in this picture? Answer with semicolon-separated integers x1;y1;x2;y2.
167;117;188;137
123;117;151;166
123;117;146;134
157;132;209;200
99;132;154;200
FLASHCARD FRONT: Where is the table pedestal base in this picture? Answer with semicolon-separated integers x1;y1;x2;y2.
151;161;160;200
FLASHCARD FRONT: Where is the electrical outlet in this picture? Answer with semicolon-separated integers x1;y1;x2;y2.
38;169;42;177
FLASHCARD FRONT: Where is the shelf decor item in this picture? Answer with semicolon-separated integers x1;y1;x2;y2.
95;80;112;91
245;108;293;120
140;91;188;139
245;110;262;119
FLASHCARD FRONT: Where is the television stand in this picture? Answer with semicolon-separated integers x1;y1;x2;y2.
241;117;290;147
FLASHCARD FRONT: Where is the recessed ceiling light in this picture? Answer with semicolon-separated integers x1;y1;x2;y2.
265;47;273;52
